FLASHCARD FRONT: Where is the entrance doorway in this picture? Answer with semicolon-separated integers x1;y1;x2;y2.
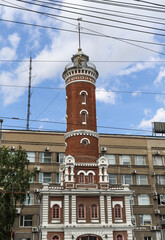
77;235;102;240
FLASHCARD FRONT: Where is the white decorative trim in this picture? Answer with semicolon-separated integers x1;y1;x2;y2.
50;201;62;208
75;163;98;167
87;170;95;176
112;201;123;208
80;138;90;144
64;129;99;140
80;109;88;115
79;90;88;95
77;170;87;176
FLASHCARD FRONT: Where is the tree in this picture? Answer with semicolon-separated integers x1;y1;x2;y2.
0;146;36;240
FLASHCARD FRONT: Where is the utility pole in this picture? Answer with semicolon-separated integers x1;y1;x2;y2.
0;119;3;149
26;57;32;130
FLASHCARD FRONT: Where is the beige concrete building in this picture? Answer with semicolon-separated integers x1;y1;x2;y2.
1;129;165;240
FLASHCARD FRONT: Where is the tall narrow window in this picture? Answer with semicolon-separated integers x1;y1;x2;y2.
91;204;98;218
82;111;87;124
78;204;85;219
52;204;60;219
79;173;85;183
114;204;122;218
88;173;94;183
82;93;86;104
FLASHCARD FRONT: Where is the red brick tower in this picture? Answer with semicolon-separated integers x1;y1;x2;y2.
62;48;99;163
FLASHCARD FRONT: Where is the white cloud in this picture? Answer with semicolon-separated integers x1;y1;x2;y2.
154;67;165;86
144;108;152;117
96;88;116;104
138;108;165;129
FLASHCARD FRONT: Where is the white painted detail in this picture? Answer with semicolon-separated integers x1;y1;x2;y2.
50;201;62;208
112;201;123;208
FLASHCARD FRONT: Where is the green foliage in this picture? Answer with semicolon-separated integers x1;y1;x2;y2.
0;146;36;240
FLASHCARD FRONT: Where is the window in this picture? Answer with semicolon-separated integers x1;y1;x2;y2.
114;204;122;219
39;152;52;163
20;215;32;227
56;153;65;163
153;155;164;166
134;155;146;165
139;215;151;226
78;204;85;219
121;174;132;185
80;90;88;104
56;173;60;183
119;155;131;165
79;173;85;183
24;194;34;205
52;236;59;240
27;152;35;163
159;194;165;205
52;204;60;219
161;215;165;221
144;237;152;240
21;238;31;240
116;235;123;240
109;174;117;184
136;175;148;185
39;173;51;183
88;173;94;183
91;204;98;218
82;111;87;124
138;194;150;205
105;154;116;165
156;175;165;185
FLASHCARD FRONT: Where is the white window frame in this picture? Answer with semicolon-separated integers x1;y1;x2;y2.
109;174;117;184
119;155;131;165
20;215;33;227
57;153;65;163
56;173;60;183
39;152;52;163
27;152;35;163
138;194;150;205
134;155;146;165
39;172;51;183
139;214;152;226
144;237;152;240
159;194;165;205
153;155;164;166
156;175;165;185
121;174;132;185
136;175;148;185
24;193;34;205
105;154;116;165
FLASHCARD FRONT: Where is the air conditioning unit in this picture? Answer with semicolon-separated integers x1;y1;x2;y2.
11;146;15;150
155;150;160;155
32;227;39;233
34;166;40;171
152;172;156;176
155;209;160;214
16;208;21;214
45;147;50;151
132;170;136;174
157;226;161;231
150;226;157;231
153;196;158;200
153;192;158;196
34;189;39;193
101;146;107;152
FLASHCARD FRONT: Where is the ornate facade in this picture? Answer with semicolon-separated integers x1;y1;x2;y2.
39;47;134;240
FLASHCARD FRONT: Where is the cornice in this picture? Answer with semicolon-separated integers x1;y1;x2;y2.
64;129;99;140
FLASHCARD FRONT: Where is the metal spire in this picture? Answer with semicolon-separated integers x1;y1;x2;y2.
26;56;32;130
77;18;82;51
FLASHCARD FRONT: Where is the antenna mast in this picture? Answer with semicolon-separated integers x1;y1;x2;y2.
27;56;32;130
77;18;82;51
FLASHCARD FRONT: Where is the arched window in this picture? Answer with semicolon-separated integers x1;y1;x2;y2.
78;204;86;219
91;204;98;219
79;173;85;183
114;204;122;218
80;90;88;104
52;204;60;219
82;111;87;124
88;173;94;183
52;236;59;240
116;234;123;240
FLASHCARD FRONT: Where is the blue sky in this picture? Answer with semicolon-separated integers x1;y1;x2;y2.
0;0;165;135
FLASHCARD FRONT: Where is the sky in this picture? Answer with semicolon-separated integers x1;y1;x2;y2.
0;0;165;136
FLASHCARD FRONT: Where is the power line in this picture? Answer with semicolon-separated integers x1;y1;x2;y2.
1;2;165;38
130;0;165;9
1;84;165;96
0;116;152;133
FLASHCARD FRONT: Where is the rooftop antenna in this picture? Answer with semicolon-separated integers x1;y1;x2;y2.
77;18;82;51
26;56;32;130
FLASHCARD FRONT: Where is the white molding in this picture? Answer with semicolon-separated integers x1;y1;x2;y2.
50;201;62;208
112;201;123;208
79;90;88;96
80;137;90;144
80;109;88;115
64;129;99;140
77;170;87;176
